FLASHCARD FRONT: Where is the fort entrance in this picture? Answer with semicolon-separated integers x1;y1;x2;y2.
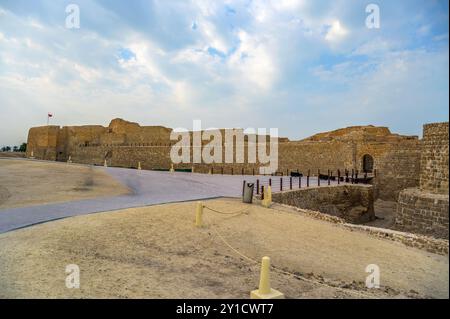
362;154;374;173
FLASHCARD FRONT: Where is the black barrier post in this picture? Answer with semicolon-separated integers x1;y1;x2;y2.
351;169;354;184
231;168;234;175
290;177;293;190
318;169;320;186
242;180;246;197
261;185;264;200
338;169;341;185
299;175;301;188
327;169;330;185
211;167;214;175
269;178;272;186
355;170;359;184
256;179;259;195
307;170;310;187
280;178;283;191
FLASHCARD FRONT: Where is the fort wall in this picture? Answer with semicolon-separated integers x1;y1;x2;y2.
26;119;421;200
271;184;375;224
395;122;449;239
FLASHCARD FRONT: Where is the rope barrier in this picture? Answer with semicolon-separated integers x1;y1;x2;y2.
203;205;248;216
202;209;379;299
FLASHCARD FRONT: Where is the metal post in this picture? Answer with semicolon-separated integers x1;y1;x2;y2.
290;177;292;190
269;178;272;186
256;179;260;195
280;178;283;191
242;180;246;197
328;169;330;185
307;170;310;187
338;169;340;185
318;169;320;186
261;185;265;200
299;175;301;188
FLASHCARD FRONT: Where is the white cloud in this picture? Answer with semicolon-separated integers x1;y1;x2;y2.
0;0;448;146
325;20;348;42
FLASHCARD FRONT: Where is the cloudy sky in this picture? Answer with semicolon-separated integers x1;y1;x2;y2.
0;0;448;146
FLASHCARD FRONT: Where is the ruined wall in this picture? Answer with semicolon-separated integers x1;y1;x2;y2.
395;122;449;239
271;184;375;223
396;188;449;239
420;122;449;194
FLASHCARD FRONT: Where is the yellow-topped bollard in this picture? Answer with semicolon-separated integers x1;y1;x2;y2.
262;186;272;208
138;162;142;170
250;256;284;299
170;163;175;173
195;201;204;227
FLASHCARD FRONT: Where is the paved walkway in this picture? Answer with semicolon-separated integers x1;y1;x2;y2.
0;165;334;234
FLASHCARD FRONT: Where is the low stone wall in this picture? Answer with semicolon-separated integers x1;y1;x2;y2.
396;188;449;239
271;184;375;223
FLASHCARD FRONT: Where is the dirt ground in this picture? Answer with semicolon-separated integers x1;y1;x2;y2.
0;153;25;158
0;198;447;299
366;199;398;229
0;159;130;209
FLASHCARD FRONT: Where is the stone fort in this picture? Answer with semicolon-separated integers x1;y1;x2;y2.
27;118;425;202
26;119;449;238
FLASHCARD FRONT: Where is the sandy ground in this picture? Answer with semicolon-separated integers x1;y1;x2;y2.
0;198;447;299
0;153;25;158
0;159;130;209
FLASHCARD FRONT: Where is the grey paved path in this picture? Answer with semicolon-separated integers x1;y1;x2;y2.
0;164;337;234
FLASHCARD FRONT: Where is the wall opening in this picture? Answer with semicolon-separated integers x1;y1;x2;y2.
362;154;374;173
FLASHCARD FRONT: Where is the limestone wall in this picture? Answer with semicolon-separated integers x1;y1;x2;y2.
394;122;449;238
420;122;449;194
271;184;375;223
26;126;60;160
26;119;421;199
371;140;421;201
396;188;449;239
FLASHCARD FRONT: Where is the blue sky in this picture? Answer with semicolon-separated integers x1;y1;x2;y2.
0;0;448;146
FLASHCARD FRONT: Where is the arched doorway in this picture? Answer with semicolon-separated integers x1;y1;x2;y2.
362;154;374;173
